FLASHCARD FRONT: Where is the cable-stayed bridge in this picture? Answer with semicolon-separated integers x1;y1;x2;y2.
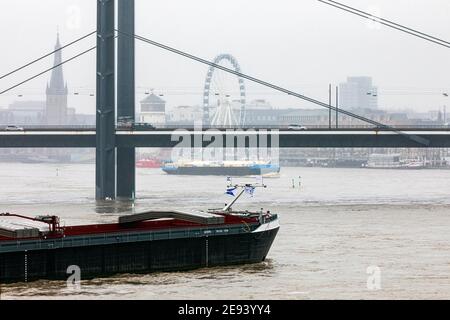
0;0;448;200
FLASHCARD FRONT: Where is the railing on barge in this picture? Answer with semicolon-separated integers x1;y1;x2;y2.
0;222;262;254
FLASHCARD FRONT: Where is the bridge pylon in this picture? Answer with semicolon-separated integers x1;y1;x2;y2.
96;0;137;201
117;0;136;200
96;0;116;200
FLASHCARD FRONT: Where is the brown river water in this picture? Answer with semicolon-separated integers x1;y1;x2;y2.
0;164;449;299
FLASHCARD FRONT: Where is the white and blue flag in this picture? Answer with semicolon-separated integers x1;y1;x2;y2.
244;185;256;197
226;187;237;197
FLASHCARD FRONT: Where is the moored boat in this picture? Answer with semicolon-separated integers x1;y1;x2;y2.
136;158;162;168
365;154;425;169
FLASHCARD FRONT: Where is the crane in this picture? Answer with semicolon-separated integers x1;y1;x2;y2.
0;212;63;236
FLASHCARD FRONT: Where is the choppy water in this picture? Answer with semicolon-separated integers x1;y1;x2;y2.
0;164;449;299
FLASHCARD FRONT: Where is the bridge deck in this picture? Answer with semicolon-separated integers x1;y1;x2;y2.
0;129;449;148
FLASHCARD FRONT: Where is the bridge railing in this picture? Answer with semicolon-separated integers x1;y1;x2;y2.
2;123;450;131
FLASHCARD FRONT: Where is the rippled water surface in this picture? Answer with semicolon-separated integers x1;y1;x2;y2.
0;164;449;299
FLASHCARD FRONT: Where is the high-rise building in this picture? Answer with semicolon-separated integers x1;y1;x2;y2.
339;76;378;110
46;33;68;125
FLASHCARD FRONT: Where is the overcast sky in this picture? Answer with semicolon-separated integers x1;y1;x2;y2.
0;0;449;114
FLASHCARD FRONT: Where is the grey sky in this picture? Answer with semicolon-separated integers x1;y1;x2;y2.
0;0;449;114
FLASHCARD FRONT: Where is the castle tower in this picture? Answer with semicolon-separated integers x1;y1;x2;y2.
46;33;68;125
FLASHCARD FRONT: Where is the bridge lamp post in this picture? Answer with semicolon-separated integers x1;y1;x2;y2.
442;93;448;125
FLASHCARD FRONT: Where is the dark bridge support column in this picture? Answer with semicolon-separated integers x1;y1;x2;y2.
116;0;136;200
96;0;116;200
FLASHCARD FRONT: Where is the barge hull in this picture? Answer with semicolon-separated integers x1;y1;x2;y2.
162;166;280;176
0;228;278;283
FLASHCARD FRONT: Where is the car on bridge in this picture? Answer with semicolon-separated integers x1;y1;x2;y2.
287;124;307;131
116;118;156;131
4;125;24;131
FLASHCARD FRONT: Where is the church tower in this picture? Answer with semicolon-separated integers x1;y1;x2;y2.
46;33;68;125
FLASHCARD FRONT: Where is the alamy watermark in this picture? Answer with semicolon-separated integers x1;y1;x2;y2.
170;122;280;164
366;265;382;291
66;5;82;30
365;6;382;31
66;265;81;291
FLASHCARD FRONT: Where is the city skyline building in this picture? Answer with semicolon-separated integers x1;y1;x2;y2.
339;76;378;110
139;93;166;126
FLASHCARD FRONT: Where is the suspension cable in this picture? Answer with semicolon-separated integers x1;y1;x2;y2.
0;31;97;81
115;29;429;146
0;46;96;95
318;0;450;49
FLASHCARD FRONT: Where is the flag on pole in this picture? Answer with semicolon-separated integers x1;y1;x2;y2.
244;185;256;197
226;187;237;197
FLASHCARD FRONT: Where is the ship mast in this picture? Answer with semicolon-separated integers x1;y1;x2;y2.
223;180;266;211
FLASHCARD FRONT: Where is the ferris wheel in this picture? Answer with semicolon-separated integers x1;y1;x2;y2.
202;54;247;127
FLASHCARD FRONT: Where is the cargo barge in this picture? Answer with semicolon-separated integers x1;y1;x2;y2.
0;184;279;283
162;160;280;176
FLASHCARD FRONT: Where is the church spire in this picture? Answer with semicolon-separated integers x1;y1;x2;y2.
46;31;68;125
46;31;67;95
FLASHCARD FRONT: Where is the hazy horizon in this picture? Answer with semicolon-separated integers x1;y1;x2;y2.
0;0;449;115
